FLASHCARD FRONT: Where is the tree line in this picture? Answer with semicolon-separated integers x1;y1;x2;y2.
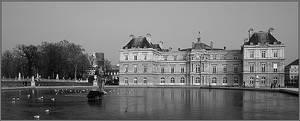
1;40;111;80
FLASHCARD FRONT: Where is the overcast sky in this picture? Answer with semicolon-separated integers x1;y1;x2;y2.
2;2;298;65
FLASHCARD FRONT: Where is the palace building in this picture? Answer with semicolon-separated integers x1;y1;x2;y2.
119;29;285;87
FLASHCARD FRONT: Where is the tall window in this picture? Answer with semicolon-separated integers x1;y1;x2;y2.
273;77;278;84
134;65;137;73
234;77;238;83
212;65;217;73
196;65;200;73
125;55;128;60
125;77;128;84
174;55;177;61
181;67;185;73
180;77;185;83
134;55;137;60
143;66;147;73
212;77;217;83
234;65;238;73
144;55;147;60
261;77;266;85
171;67;175;73
196;77;200;83
223;77;227;83
249;50;254;58
273;63;278;72
273;50;278;58
191;64;194;72
161;67;165;73
201;76;204;84
124;65;128;73
161;77;165;83
171;77;175;83
250;77;254;84
201;63;205;72
250;63;254;72
261;50;266;58
223;64;227;73
261;63;266;72
134;77;138;84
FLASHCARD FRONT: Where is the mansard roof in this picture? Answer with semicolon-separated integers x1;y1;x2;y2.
286;59;299;67
123;36;153;49
193;42;212;50
245;31;282;45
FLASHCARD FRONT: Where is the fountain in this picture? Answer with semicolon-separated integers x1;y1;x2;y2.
87;52;106;101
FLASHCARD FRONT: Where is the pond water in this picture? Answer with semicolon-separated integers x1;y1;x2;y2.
1;87;299;120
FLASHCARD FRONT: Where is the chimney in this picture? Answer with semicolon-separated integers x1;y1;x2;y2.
129;35;135;40
146;33;152;44
197;31;201;43
224;46;226;50
210;41;213;49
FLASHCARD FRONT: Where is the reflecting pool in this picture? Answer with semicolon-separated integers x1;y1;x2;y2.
1;87;298;120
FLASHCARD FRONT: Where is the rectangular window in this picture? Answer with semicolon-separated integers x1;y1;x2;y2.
134;65;138;73
134;55;137;60
171;67;175;73
212;65;217;73
201;63;204;72
234;56;238;60
261;50;266;58
250;63;254;72
161;67;164;73
196;65;200;73
261;63;266;72
144;55;147;60
125;55;128;60
234;65;238;73
143;66;147;73
181;67;185;73
223;64;227;73
274;50;278;58
273;63;278;72
124;65;128;73
249;50;254;58
191;64;194;72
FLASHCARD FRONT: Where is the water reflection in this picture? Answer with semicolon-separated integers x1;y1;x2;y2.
1;88;298;120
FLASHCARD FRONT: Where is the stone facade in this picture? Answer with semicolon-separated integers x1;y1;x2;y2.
119;30;285;87
284;59;299;87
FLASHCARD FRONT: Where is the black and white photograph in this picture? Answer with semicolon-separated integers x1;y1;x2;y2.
1;1;299;120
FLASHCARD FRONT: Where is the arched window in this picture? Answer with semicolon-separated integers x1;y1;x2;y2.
143;77;147;84
171;77;175;83
180;77;185;83
134;77;138;84
196;77;200;83
223;77;227;83
212;77;217;83
125;77;128;84
261;76;266;84
161;77;165;83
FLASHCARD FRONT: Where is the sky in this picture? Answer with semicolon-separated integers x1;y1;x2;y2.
2;2;298;65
